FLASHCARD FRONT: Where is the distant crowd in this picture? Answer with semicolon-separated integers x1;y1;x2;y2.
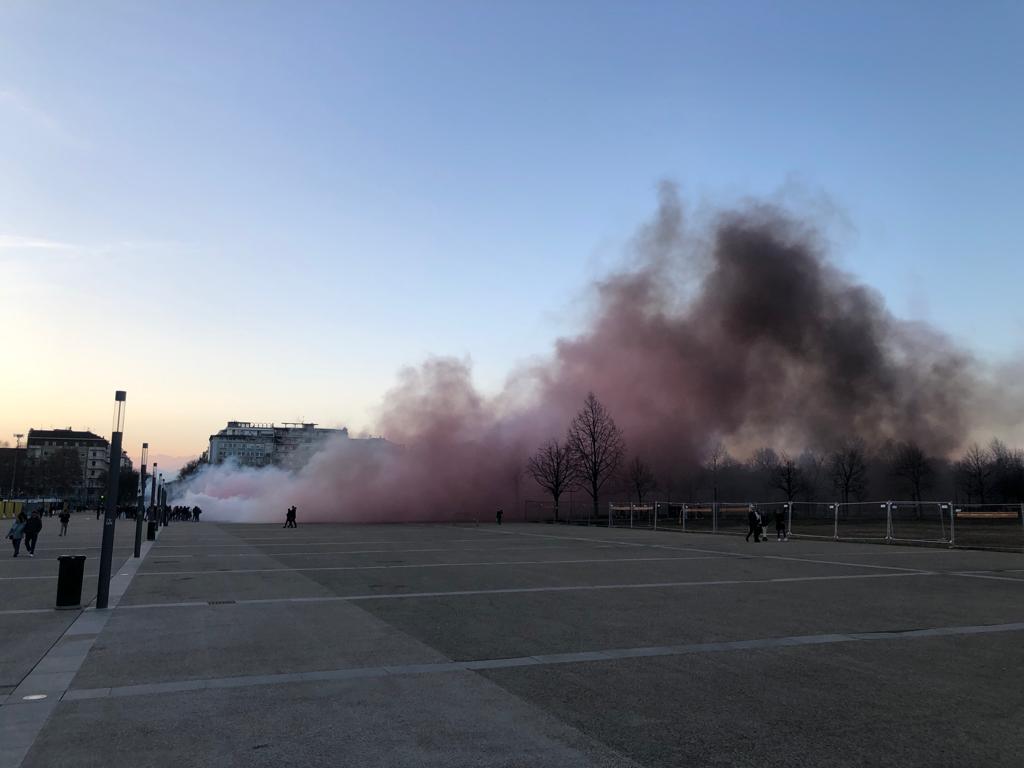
167;505;203;522
6;503;205;557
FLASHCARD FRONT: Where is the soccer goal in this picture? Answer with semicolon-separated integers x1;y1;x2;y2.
888;501;952;544
524;499;556;523
786;502;839;539
608;502;656;529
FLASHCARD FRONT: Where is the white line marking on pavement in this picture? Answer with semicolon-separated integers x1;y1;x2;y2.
202;544;594;558
473;527;1021;580
117;570;937;611
949;572;1024;583
0;539;157;768
149;537;514;549
58;619;1024;702
132;554;732;577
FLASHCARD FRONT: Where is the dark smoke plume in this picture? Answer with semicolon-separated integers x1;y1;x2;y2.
179;184;1000;522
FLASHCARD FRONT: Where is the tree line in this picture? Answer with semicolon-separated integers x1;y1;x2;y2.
1;447;140;505
526;395;1024;518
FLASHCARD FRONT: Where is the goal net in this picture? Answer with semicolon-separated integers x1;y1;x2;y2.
608;503;656;528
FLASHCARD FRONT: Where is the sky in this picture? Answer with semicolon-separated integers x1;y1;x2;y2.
1;1;1021;474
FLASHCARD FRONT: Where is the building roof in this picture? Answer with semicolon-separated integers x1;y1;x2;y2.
27;429;107;444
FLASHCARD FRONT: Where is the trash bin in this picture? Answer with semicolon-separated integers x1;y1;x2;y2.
147;521;158;541
56;555;87;610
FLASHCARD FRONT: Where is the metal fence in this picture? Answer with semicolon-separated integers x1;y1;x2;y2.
588;500;1024;551
524;497;599;526
950;504;1024;551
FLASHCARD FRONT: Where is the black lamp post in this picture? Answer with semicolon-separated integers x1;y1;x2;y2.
96;390;126;610
134;443;148;558
158;474;165;523
10;433;23;497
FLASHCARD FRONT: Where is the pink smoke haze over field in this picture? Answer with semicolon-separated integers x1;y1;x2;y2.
178;186;1018;523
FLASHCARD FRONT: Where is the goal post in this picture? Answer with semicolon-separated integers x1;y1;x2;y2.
608;502;656;529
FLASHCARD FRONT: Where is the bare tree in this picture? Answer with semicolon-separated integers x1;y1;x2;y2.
750;447;779;492
798;449;826;500
829;439;868;503
956;443;993;504
890;441;933;503
702;440;729;503
988;439;1024;502
178;450;209;482
771;452;805;501
44;448;82;499
526;440;580;522
566;392;625;521
626;456;656;504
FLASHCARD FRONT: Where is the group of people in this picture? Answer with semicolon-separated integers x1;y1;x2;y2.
746;505;788;542
5;501;213;558
166;505;203;522
6;510;49;557
283;506;298;528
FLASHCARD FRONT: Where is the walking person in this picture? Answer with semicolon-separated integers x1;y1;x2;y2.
775;507;788;541
7;512;27;557
495;508;503;525
59;509;70;536
745;505;762;542
283;506;297;528
23;511;42;557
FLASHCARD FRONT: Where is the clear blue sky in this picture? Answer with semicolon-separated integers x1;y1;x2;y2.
1;1;1021;465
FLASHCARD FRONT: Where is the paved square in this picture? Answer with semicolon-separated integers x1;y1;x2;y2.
3;518;1023;766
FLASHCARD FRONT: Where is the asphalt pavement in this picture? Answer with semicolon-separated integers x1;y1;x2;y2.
3;519;1023;767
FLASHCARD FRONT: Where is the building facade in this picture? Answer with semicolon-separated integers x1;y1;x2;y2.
25;428;110;504
209;421;349;469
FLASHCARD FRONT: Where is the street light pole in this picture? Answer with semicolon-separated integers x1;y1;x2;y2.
157;474;165;524
134;443;148;558
9;433;23;497
150;462;158;522
97;391;126;610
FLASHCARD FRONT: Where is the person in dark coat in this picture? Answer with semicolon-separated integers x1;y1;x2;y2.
745;505;762;542
283;506;297;528
496;508;503;525
23;512;43;557
59;510;71;536
774;507;788;541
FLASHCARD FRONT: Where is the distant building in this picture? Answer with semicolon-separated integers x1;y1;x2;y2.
0;447;28;497
208;421;349;469
25;428;110;503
